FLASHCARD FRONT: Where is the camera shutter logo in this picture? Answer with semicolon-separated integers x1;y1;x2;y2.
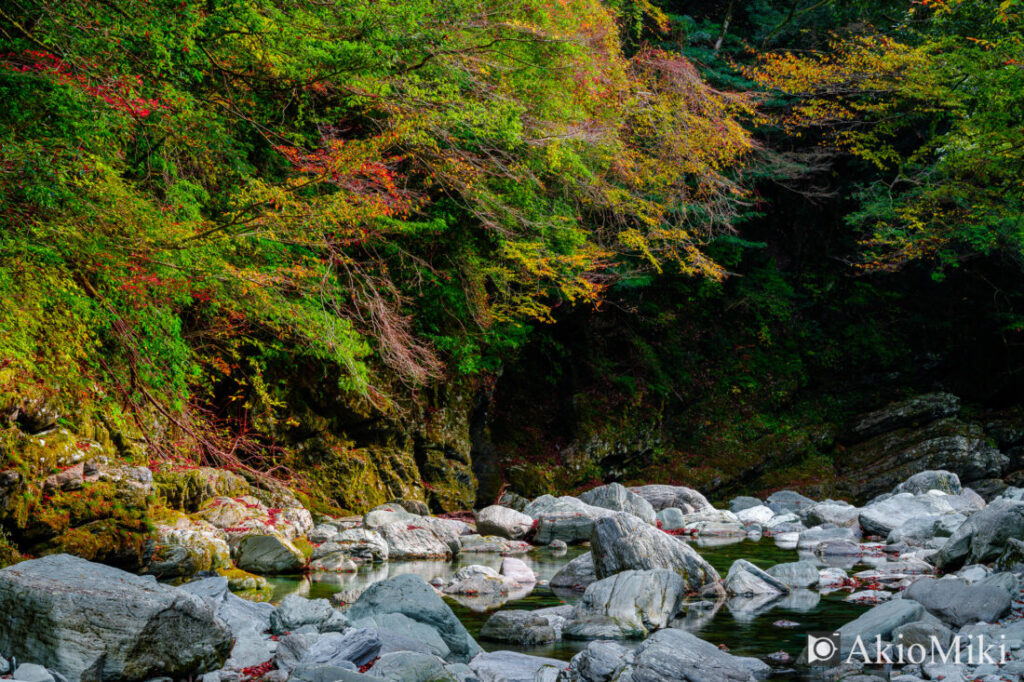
807;632;842;666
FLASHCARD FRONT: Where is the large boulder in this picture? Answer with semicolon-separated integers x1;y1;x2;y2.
523;495;617;544
178;577;274;670
590;513;719;589
933;498;1024;570
616;628;769;681
235;533;306;574
346;574;482;663
765;490;816;515
627;485;712;513
579;483;656;524
332;528;389;563
904;576;1012;627
142;521;231;580
802;501;860;528
368;651;456;681
563;569;685;639
474;506;534;540
379;522;452;560
858;492;979;537
0;554;233;682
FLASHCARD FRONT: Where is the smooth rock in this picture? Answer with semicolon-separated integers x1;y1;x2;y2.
443;565;516;595
270;594;348;634
904;576;1012;627
474;506;534;540
627;485;713;513
735;505;774;526
766;561;820;588
803;501;860;528
765;490;816;515
523;495;617;544
468;651;564;682
479;610;557;646
346;574;482;663
12;664;54;682
500;557;536;584
798;598;926;662
621;627;769;681
729;496;763;513
379;522;452;560
564;569;685;639
368;652;454;682
579;483;657;524
296;629;382;669
933;498;1024;570
333;528;389;563
235;534;306;574
550;552;596;591
566;641;632;682
590;512;719;589
0;554;232;682
724;559;790;597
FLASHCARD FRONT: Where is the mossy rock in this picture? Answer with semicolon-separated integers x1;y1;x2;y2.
0;426;103;479
155;467;251;512
35;517;153;571
505;463;555;499
217;565;273;601
293;436;426;513
417;446;476;512
0;532;23;568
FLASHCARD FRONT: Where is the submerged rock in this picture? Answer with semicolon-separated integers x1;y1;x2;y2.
766;560;820;588
479;610;558;646
0;554;232;682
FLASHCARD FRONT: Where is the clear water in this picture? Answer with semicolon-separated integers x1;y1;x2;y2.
264;536;878;671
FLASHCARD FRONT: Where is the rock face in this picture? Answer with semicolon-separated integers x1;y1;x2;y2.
846;392;961;441
523;495;617;544
564;569;685;639
578;483;656;524
617;627;769;681
0;554;233;682
346;574;482;663
474;505;534;540
590;513;719;589
904;577;1012;627
933;498;1024;570
839;417;1007;500
627;485;712;513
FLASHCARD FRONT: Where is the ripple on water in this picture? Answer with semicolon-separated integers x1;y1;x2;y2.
264;535;875;668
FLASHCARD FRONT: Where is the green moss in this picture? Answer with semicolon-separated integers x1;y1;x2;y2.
39;518;153;571
154;467;250;512
292;536;315;559
505;463;555;499
217;566;273;601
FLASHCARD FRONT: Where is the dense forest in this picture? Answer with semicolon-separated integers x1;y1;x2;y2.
1;0;1023;565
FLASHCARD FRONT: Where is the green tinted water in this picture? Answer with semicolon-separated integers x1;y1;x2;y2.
264;537;873;670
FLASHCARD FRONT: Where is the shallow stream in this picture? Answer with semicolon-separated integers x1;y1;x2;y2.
264;535;877;670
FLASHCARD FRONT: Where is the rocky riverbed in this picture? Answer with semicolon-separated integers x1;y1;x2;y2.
4;472;1024;681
